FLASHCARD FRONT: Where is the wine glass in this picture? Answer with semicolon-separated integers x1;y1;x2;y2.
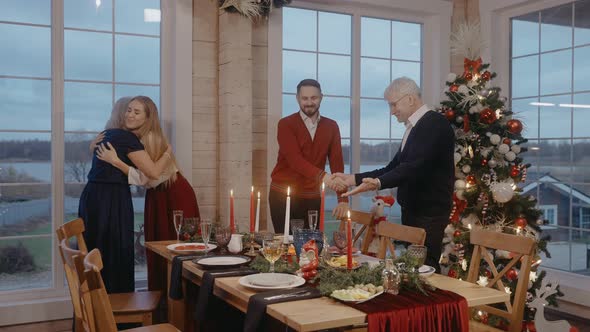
172;210;183;242
262;239;283;273
308;210;319;230
214;225;231;254
184;217;199;241
290;219;304;234
200;219;213;255
333;230;347;253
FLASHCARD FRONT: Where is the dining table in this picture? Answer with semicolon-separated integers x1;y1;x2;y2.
145;240;510;331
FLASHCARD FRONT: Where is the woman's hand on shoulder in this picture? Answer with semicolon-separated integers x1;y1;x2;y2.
96;142;121;164
89;131;106;152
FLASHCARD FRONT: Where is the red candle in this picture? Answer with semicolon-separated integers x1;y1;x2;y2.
319;182;325;232
249;186;255;233
230;189;235;233
346;210;352;270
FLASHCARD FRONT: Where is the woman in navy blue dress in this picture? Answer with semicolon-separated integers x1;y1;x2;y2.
78;97;171;293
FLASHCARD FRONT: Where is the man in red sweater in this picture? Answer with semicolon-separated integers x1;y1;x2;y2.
269;79;349;233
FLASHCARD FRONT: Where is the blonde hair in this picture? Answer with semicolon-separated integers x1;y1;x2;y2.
107;96;178;186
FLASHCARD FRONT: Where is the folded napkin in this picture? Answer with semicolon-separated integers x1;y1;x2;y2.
169;255;200;300
194;268;259;324
243;286;321;332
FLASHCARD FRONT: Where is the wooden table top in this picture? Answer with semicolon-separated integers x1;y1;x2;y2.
146;241;510;332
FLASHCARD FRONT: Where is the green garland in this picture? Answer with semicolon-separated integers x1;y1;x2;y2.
249;255;299;274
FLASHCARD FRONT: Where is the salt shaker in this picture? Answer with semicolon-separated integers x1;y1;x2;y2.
382;258;401;295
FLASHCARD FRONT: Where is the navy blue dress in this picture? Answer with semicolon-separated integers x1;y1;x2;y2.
78;129;144;293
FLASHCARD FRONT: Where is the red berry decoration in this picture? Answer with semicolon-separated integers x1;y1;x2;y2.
506;268;518;281
510;169;520;177
453;230;462;238
445;109;456;121
481;159;488;166
503;138;511;145
507;119;523;134
466;175;476;185
479;108;497;125
464;72;473;80
515;217;527;228
450;84;459;92
448;269;458;278
482;71;491;80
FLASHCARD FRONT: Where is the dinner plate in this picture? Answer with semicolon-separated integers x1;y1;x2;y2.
193;255;251;269
418;265;436;277
239;273;306;290
166;242;217;254
331;290;384;303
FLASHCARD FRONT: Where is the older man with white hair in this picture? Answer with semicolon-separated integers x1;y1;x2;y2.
334;77;455;272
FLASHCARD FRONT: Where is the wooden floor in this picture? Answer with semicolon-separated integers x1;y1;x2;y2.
2;311;589;332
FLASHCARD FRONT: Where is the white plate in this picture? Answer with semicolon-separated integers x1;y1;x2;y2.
166;242;217;254
418;265;435;277
194;255;250;268
331;290;384;303
239;273;306;290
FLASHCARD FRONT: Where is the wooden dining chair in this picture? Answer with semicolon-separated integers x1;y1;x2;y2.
338;210;374;254
466;229;536;332
77;248;179;332
375;221;426;259
57;218;161;327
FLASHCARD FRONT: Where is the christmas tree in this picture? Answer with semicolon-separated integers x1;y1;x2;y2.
437;23;563;330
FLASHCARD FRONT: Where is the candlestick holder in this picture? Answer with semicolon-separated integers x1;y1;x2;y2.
244;231;258;257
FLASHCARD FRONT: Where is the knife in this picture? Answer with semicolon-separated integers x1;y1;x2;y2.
264;289;311;301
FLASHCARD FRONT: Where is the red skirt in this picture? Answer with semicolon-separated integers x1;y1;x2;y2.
144;172;200;291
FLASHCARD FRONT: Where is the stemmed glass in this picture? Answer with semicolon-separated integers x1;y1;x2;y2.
184;217;199;241
172;210;183;242
214;225;231;254
200;218;213;255
308;210;319;230
262;239;283;273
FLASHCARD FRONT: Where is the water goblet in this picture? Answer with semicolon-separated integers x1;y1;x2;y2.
308;210;319;230
214;225;231;254
262;239;283;273
200;218;213;255
333;230;347;253
406;244;428;267
172;210;183;242
290;219;304;234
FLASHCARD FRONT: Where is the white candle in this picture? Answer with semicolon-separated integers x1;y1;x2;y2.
255;191;261;232
284;186;291;244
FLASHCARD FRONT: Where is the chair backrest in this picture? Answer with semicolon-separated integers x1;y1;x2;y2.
80;249;118;332
467;229;536;332
57;233;88;332
375;222;426;259
56;218;88;252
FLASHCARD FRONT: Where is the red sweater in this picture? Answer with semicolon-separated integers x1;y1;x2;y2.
271;113;348;202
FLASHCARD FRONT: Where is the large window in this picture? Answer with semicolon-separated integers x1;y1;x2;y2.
0;0;161;295
281;7;423;223
511;0;590;274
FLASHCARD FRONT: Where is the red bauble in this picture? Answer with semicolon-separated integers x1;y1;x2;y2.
506;268;518;281
481;159;488;166
479;108;497;125
466;175;476;185
448;269;458;278
515;217;527;228
503;138;512;145
484;269;492;278
453;230;462;238
482;71;491;80
450;84;459;92
464;72;473;80
511;165;520;172
510;169;520;177
507;119;523;134
445;109;456;121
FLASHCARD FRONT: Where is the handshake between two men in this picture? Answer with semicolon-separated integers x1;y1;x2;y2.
322;172;382;218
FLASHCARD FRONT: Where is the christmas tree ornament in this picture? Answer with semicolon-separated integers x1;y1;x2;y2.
488;159;498;168
479;89;489;97
466;175;476;185
498;143;510;154
481;159;488;166
450;84;459;92
447;72;457;82
491;181;514;203
505;151;516;161
490;134;501;145
486;132;492;137
453;230;462;238
448;269;458;278
503;138;511;145
506;268;518;280
458;84;470;94
455;179;467;190
511;144;521;154
515;217;527;228
481;71;491;80
462;165;471;173
456;116;463;123
444;109;456;120
479;108;497;124
510;167;520;177
454;152;462;165
464;72;473;80
507;119;523;134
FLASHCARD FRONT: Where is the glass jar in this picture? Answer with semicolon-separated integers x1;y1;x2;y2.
382;258;401;295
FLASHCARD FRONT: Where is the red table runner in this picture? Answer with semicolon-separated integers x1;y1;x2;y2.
350;289;469;332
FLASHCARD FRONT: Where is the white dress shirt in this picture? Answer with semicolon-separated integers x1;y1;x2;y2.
299;110;320;141
401;104;431;152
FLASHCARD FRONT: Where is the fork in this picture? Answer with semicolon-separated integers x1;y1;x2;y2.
264;289;310;301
